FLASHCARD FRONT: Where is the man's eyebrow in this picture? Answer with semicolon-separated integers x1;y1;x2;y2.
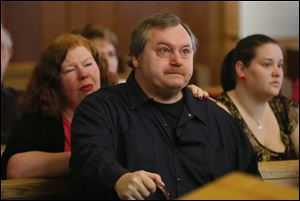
156;42;192;48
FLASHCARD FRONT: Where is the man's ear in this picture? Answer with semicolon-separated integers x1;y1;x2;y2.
235;61;246;78
132;56;140;68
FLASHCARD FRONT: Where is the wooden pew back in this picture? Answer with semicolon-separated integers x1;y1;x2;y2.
1;177;81;200
3;62;35;91
179;171;299;200
258;160;299;187
1;161;298;199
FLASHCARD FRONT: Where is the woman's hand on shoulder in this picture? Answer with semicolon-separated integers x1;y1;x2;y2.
187;84;209;99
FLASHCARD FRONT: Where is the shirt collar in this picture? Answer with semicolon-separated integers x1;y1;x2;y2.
125;71;209;124
125;70;152;110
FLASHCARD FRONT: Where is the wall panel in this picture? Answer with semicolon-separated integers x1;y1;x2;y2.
2;1;232;85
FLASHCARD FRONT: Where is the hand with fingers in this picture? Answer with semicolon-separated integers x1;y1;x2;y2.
115;170;166;200
188;84;217;103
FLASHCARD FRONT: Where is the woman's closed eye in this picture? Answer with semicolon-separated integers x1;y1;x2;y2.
84;63;93;67
83;58;96;67
61;66;75;74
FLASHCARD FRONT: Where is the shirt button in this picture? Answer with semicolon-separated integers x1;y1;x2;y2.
174;150;179;154
163;123;168;127
188;113;192;117
177;177;182;182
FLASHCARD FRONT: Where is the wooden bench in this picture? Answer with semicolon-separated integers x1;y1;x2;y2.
1;177;81;200
179;171;299;200
258;160;299;187
3;62;35;91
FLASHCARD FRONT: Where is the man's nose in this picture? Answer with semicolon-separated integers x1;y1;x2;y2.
169;51;182;66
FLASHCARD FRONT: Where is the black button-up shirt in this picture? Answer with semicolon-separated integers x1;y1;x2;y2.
70;71;259;200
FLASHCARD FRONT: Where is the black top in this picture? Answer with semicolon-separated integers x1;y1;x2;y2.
1;113;64;179
70;71;260;200
1;85;22;144
156;98;184;131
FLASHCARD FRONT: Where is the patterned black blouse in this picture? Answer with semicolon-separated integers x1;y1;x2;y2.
216;93;298;161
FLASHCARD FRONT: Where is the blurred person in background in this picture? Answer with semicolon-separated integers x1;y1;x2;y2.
1;24;22;144
82;23;120;74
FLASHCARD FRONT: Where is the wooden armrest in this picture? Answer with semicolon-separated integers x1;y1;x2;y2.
258;160;299;187
1;177;81;200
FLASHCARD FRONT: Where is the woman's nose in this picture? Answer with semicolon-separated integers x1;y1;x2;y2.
272;65;282;77
78;67;88;80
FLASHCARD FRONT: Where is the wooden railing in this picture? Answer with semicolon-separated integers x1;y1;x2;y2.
179;171;299;200
3;62;35;91
258;160;299;187
1;177;81;200
1;160;298;199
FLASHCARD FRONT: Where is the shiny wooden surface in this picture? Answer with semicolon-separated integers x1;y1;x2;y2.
179;172;299;200
1;177;80;200
258;160;299;187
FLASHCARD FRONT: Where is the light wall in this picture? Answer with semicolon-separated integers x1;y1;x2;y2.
239;1;299;38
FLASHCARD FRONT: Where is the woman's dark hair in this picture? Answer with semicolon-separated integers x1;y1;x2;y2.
221;49;236;92
221;34;279;92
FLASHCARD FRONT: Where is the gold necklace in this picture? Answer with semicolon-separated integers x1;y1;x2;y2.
232;91;264;130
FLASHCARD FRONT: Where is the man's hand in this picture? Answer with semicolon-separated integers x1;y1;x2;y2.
115;170;165;200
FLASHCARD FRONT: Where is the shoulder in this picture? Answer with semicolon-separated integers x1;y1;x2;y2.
212;92;231;114
194;98;246;145
8;113;64;149
193;97;236;124
15;113;62;134
85;84;127;103
216;101;231;114
270;95;298;115
75;84;128;118
271;95;298;107
81;83;130;109
19;112;60;123
270;95;299;133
